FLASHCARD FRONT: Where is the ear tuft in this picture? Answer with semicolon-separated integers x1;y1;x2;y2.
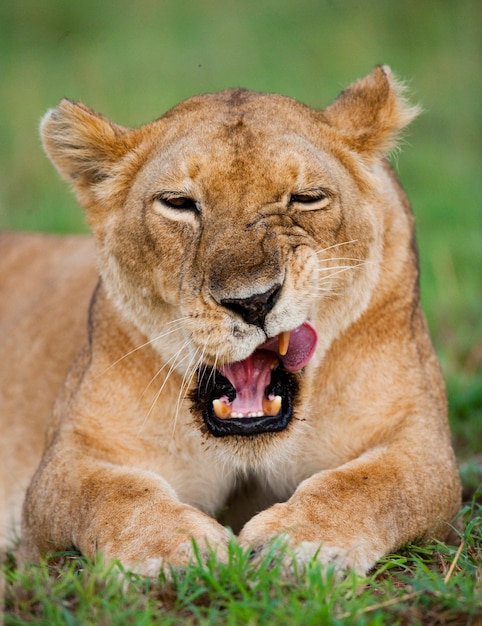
324;65;421;156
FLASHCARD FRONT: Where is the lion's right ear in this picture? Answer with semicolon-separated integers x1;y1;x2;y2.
40;100;138;208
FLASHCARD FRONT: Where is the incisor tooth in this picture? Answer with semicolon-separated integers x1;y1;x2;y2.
262;395;282;416
278;331;291;356
213;399;231;419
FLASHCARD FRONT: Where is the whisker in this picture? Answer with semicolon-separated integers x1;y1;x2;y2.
317;256;374;264
317;263;367;283
313;285;340;292
169;346;205;440
177;346;202;412
208;352;220;388
197;349;221;392
100;317;190;375
315;240;358;255
317;263;368;272
138;350;177;401
137;339;192;433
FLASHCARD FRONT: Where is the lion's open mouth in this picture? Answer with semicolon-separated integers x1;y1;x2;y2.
192;321;318;436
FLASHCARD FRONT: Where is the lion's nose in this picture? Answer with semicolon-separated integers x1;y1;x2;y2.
221;283;282;328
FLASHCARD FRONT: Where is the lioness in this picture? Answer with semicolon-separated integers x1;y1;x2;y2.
1;66;461;576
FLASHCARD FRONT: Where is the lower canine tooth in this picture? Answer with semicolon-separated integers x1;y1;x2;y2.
262;395;282;416
213;399;231;419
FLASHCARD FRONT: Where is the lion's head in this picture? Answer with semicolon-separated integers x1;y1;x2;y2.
41;66;419;439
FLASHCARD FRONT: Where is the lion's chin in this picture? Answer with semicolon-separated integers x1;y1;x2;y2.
190;364;299;437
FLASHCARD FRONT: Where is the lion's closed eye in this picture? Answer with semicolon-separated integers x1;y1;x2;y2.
289;189;331;209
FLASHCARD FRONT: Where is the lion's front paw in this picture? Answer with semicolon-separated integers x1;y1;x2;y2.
238;503;377;576
101;507;230;577
285;541;374;576
131;533;230;578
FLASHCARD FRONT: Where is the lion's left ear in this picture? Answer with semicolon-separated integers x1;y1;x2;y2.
323;65;421;156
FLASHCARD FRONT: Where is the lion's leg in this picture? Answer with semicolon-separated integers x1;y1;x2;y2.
239;443;461;574
19;454;229;576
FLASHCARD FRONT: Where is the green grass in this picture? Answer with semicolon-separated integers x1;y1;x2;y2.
4;495;482;625
1;0;481;622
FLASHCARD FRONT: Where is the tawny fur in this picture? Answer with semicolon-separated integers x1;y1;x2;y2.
0;66;460;575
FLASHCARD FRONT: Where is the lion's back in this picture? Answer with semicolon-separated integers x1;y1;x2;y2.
0;232;98;547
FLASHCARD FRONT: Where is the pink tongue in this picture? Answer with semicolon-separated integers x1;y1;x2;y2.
218;322;318;417
261;320;318;372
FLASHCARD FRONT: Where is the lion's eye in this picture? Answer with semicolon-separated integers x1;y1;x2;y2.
156;195;198;212
290;190;331;209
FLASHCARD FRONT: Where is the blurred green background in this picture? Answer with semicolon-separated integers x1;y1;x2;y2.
0;0;480;462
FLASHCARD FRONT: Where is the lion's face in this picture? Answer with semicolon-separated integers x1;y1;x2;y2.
108;92;380;437
41;68;418;438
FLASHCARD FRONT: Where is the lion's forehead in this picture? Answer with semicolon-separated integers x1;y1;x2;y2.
127;91;352;209
162;88;318;129
151;90;326;166
140;123;342;206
